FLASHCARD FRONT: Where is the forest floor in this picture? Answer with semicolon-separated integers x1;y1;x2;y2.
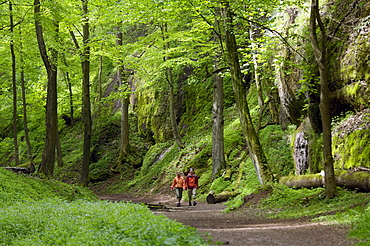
97;191;358;246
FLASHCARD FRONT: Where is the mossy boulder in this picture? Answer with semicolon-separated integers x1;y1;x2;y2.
332;109;370;169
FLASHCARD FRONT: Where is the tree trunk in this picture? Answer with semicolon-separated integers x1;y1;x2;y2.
249;25;263;109
20;57;32;160
80;0;91;187
212;10;225;178
10;1;19;166
116;31;130;164
162;24;183;149
167;68;183;148
56;131;63;167
309;0;336;198
34;0;58;176
97;54;103;102
61;56;75;126
207;190;239;204
280;170;370;192
221;1;272;184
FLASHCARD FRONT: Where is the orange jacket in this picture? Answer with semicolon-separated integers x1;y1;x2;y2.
171;176;185;188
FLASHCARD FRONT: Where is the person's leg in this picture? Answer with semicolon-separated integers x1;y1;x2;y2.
175;188;181;206
188;189;192;206
192;188;197;206
178;188;183;206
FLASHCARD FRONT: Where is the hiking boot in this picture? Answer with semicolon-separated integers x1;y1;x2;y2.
189;202;192;206
193;201;197;206
176;203;181;207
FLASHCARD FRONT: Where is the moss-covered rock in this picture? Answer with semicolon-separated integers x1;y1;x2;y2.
333;109;370;169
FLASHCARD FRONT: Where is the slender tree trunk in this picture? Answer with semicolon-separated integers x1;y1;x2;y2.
167;67;183;148
34;0;58;176
20;56;32;160
56;131;63;167
162;24;183;148
66;71;75;126
212;59;225;178
309;0;336;198
212;9;225;178
250;25;265;130
80;0;91;187
98;54;103;102
221;1;272;184
116;31;130;163
10;1;19;166
249;25;263;109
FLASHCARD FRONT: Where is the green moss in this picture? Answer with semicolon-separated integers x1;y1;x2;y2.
279;173;322;183
259;125;294;176
308;133;324;173
333;129;370;169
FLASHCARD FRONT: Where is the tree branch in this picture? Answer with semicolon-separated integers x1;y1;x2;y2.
331;0;358;38
238;16;308;64
202;67;228;82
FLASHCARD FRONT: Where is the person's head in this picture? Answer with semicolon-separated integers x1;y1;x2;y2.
176;171;181;177
189;168;194;174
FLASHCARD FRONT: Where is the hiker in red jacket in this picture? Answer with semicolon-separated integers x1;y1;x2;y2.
185;168;198;206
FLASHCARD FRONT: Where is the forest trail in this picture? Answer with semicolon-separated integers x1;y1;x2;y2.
97;193;357;246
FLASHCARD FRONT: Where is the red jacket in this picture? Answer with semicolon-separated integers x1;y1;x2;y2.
186;174;198;189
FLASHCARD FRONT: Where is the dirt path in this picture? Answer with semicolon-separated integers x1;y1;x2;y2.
97;194;357;246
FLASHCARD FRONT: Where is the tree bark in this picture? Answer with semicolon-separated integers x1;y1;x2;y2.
207;190;240;204
249;25;263;110
212;9;225;178
56;131;63;167
309;0;336;198
80;0;91;187
162;24;183;149
20;56;32;160
116;31;130;164
34;0;58;176
221;1;272;184
61;55;75;126
10;1;19;166
280;170;370;192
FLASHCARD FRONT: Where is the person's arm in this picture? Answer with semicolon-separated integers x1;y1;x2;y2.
184;176;188;189
171;178;176;189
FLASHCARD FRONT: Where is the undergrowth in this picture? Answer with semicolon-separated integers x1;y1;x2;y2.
0;168;209;246
254;184;370;245
0;168;97;207
258;185;370;220
0;199;208;246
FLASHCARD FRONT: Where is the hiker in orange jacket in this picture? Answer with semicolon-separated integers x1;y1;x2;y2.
185;168;198;206
171;172;186;207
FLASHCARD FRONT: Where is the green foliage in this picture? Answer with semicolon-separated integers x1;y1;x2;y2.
258;185;370;220
333;129;370;169
348;205;370;245
210;177;232;194
259;125;294;176
224;158;260;211
0;167;208;245
0;168;98;208
0;199;208;246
